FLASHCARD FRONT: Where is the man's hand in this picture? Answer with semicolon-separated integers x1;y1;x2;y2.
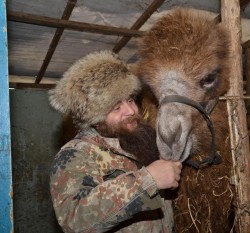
146;160;182;190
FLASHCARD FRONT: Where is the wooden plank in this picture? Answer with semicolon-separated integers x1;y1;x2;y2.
221;0;250;232
9;75;56;84
214;0;250;24
7;11;144;37
9;75;56;88
113;0;165;53
0;1;13;232
9;83;55;89
246;48;250;107
35;0;77;84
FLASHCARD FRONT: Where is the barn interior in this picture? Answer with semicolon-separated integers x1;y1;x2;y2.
1;0;250;232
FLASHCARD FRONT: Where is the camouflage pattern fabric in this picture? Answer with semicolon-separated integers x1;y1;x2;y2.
50;128;174;233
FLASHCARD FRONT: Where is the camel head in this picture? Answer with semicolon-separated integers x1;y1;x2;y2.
136;8;231;162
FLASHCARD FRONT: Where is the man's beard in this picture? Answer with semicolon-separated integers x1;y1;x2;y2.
96;116;159;167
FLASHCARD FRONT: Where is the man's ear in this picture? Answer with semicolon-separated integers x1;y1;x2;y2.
93;123;99;130
94;122;106;132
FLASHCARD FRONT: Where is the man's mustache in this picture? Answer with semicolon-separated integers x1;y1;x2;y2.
119;115;141;128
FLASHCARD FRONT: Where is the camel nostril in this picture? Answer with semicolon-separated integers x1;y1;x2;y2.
158;122;182;150
173;124;182;144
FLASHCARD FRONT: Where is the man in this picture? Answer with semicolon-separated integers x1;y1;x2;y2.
49;50;182;233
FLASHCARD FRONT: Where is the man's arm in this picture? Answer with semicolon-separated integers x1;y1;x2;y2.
50;147;162;233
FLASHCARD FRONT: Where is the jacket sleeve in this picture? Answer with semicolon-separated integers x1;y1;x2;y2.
50;144;162;233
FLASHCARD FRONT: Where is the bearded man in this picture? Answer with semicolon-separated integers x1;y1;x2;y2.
49;50;182;233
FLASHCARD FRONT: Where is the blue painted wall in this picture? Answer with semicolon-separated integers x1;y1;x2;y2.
0;0;13;232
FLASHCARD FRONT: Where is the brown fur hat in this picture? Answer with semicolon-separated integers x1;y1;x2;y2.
49;50;141;129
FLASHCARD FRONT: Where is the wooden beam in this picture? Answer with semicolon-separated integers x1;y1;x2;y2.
113;0;165;53
214;0;250;23
35;0;77;84
9;83;55;89
221;0;250;232
7;11;144;37
246;48;250;107
9;75;56;84
9;74;56;88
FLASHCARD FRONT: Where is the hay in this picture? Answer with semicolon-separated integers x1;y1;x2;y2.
172;134;236;232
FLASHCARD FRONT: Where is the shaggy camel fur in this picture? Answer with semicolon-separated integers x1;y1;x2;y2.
135;8;235;232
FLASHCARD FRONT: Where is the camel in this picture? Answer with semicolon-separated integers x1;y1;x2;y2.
135;8;235;232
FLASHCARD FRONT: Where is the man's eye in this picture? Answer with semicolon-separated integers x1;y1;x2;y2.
113;106;120;111
128;98;135;103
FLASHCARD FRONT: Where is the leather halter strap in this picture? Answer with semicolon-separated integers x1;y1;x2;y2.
159;95;221;169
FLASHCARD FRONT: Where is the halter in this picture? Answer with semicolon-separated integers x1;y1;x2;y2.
159;95;222;169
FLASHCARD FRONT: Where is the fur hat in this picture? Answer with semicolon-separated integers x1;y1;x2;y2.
49;50;142;129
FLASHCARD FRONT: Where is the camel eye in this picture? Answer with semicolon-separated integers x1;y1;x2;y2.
200;69;220;89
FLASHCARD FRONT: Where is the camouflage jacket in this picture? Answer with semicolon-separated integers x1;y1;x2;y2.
50;128;174;233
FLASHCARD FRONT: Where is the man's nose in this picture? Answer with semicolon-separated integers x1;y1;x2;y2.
123;103;135;116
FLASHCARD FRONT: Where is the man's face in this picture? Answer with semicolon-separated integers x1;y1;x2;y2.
105;97;139;133
96;98;159;165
